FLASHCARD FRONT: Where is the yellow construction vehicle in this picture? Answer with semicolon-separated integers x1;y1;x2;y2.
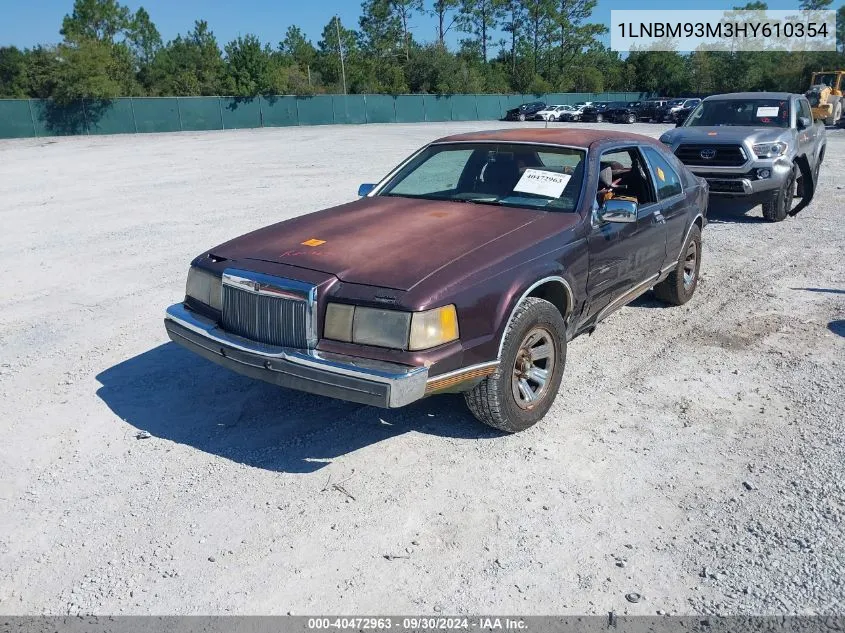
806;70;844;126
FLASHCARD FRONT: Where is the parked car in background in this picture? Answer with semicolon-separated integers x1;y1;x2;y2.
659;98;701;122
611;101;644;124
660;92;825;222
165;128;708;433
534;105;574;121
505;101;547;121
558;103;589;122
580;102;610;122
639;99;669;122
672;102;699;126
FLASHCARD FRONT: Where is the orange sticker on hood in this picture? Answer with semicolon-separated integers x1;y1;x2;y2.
301;238;326;247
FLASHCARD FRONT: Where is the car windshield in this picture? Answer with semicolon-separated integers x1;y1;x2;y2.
668;99;685;106
684;98;790;128
378;143;585;212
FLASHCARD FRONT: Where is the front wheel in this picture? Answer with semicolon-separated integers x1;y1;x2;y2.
653;224;702;306
518;113;526;122
626;113;636;124
595;113;604;123
761;165;796;222
464;297;566;433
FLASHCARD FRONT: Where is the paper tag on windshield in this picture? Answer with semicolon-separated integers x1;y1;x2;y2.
756;106;780;117
514;169;571;198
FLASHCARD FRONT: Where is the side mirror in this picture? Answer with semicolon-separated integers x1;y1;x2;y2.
598;198;638;224
358;183;376;197
797;116;812;130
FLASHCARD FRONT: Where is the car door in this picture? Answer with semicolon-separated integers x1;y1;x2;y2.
585;146;668;319
641;145;688;271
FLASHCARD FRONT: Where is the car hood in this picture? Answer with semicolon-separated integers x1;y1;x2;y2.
208;197;545;291
661;126;790;145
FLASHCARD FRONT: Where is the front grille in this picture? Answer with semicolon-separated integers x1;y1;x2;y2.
675;144;747;167
221;284;309;348
706;179;747;193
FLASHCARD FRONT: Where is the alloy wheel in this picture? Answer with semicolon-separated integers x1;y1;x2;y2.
683;240;698;289
511;327;556;409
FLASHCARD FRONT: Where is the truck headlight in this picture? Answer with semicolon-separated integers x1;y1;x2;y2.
185;266;222;311
324;303;458;350
752;142;787;159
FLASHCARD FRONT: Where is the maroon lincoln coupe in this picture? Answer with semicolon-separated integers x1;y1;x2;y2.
165;128;708;432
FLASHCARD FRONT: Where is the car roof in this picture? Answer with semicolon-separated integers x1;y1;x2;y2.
432;128;664;150
704;92;795;101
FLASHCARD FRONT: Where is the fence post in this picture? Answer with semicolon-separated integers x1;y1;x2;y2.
392;95;397;123
176;97;183;131
129;97;138;133
27;99;38;137
218;97;225;130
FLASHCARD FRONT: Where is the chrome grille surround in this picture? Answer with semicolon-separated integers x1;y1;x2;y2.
221;269;317;349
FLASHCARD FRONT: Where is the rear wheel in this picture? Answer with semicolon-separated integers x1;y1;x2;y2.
464;297;566;433
626;112;636;124
653;224;701;306
824;100;841;126
761;165;796;222
595;113;604;123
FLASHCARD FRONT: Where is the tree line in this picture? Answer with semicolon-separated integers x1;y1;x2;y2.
0;0;843;104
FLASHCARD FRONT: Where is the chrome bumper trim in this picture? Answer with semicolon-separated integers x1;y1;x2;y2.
165;303;428;408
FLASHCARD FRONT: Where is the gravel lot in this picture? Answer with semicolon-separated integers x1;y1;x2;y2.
0;121;843;616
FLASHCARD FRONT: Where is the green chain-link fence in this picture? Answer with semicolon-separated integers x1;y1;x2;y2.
0;92;649;139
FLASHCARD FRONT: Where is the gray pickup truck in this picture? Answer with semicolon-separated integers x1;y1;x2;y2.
659;92;826;221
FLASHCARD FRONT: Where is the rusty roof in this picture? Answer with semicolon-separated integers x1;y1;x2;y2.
432;127;662;149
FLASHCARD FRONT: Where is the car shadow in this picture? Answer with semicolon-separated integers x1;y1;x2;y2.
828;320;845;338
705;199;767;224
95;343;504;474
627;292;669;309
791;287;845;295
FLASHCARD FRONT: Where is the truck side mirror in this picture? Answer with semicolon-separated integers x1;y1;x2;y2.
797;116;812;130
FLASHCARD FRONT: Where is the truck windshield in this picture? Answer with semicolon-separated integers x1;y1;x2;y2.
683;99;790;128
378;143;585;212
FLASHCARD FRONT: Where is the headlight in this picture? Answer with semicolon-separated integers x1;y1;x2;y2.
185;266;222;311
324;303;458;350
752;142;787;159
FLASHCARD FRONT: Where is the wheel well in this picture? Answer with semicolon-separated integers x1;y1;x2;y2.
527;280;570;321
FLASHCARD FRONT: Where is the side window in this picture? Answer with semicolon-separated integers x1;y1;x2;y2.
597;148;657;206
642;146;683;199
798;99;812;122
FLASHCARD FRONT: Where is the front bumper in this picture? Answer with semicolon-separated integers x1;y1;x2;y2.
164;303;428;408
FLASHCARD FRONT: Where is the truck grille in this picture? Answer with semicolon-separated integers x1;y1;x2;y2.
220;271;314;349
675;144;747;167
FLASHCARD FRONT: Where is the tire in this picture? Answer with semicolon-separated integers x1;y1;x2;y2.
518;113;526;122
824;100;841;126
653;224;702;306
464;297;566;433
573;115;581;122
761;165;796;222
595;113;604;123
627;113;636;124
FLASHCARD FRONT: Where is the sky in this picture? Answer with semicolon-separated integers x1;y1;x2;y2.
0;0;822;52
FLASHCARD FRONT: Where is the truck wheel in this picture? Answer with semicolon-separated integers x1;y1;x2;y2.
595;113;604;122
464;297;566;433
627;113;636;124
653;224;701;306
761;165;796;222
824;100;841;126
518;113;526;122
